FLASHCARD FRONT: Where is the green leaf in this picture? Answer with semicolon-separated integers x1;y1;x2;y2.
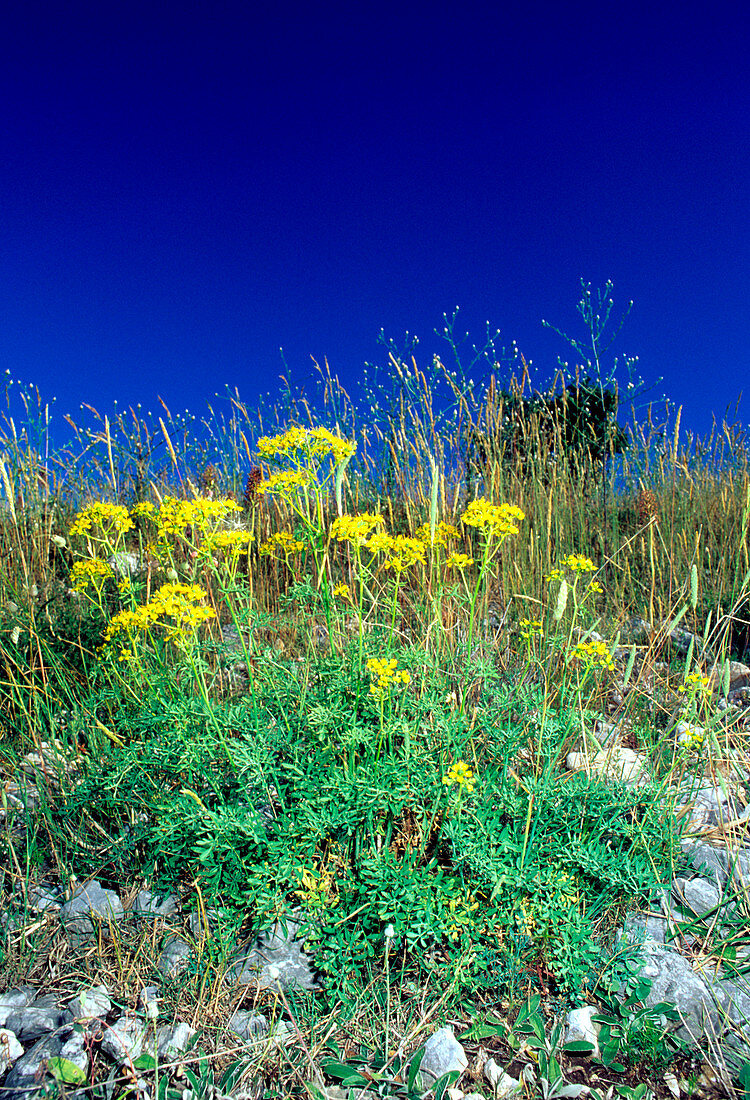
434;1070;460;1099
47;1058;88;1087
302;1085;328;1100
320;1060;368;1086
564;1040;596;1054
463;1022;506;1040
407;1046;425;1092
134;1054;156;1071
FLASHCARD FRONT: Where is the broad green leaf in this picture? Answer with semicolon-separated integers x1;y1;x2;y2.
563;1040;596;1054
434;1069;460;1099
407;1046;425;1092
47;1058;88;1087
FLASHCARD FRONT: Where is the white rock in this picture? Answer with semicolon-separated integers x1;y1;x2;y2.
565;1005;600;1056
69;985;111;1022
101;1016;147;1062
663;1071;681;1098
0;1029;24;1074
484;1058;521;1096
567;746;649;785
420;1026;468;1085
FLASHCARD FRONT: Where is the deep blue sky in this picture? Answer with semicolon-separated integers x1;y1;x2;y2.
1;1;748;443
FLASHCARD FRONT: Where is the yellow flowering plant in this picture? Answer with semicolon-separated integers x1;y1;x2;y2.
329;512;385;659
459;497;525;661
366;656;410;758
254;425;357;640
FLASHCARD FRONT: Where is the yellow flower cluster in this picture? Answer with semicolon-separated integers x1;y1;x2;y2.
678;724;705;751
364;532;392;554
257;469;312;497
519;618;543;641
442;759;476;793
70;558;114;592
678;672;711;695
204;530;254;553
445;552;474;570
329;512;384;546
256;425;356;465
381;535;427;573
69;502;134;538
561;554;596;574
460;499;525;538
366;657;410;699
445;890;479;940
332;583;351;599
103;583;215;655
259;531;304;557
415;521;459;548
571;639;615;670
154;496;242;538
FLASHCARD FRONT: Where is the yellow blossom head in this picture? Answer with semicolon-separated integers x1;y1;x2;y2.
442;759;476;793
460;499;525;539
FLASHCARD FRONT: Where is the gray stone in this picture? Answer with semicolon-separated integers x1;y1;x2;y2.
0;987;37;1028
484;1058;521;1096
26;884;63;913
187;908;226;938
227;921;318;991
666;626;701;656
565;1006;600;1056
633;944;724;1044
227;1011;268;1042
727;661;750;691
672;877;721;918
69;985;111;1022
108;552;143;578
131;890;179;923
60;881;124;947
623;911;668;945
677;782;746;830
716;978;750;1032
139;986;160;1011
148;1022;197;1060
0;1030;24;1075
684;840;750;888
419;1025;468;1086
5;997;71;1041
619;617;653;644
59;1030;89;1073
100;1016;147;1063
158;935;192;977
684;840;729;885
2;1032;68;1098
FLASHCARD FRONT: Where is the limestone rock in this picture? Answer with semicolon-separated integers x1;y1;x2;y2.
419;1026;468;1087
68;985;111;1022
100;1016;148;1062
0;1029;24;1075
60;881;124;947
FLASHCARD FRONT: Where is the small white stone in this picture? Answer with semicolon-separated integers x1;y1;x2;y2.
565;1005;601;1056
484;1058;521;1097
0;1029;24;1074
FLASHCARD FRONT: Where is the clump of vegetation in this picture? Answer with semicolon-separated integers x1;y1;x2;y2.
1;285;749;1098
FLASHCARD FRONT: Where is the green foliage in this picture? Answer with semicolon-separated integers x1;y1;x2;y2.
3;287;749;1095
